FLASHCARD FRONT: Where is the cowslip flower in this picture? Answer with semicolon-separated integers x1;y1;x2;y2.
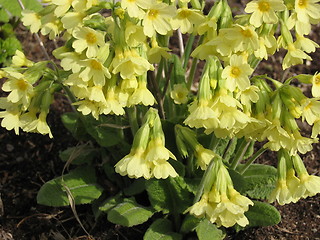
221;54;253;91
128;79;155;106
282;43;312;69
121;0;145;19
171;8;205;34
72;27;105;58
194;145;216;170
311;72;320;97
295;0;320;25
52;0;73;17
21;10;41;33
2;77;34;108
245;0;286;27
0;98;21;135
189;159;253;227
79;58;111;86
20;111;53;138
170;83;189;104
111;48;154;80
12;50;33;67
142;1;176;37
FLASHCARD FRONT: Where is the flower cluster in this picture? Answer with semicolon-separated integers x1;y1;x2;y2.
188;158;253;227
115;108;177;179
269;149;320;205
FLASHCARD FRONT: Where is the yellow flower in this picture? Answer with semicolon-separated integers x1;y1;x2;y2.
170;83;189;104
282;43;312;69
219;24;259;53
21;10;41;33
171;8;205;34
221;55;253;91
61;11;86;29
79;58;111;86
188;193;214;218
295;34;319;53
72;0;99;12
111;48;154;80
40;13;62;40
52;0;73;17
142;1;176;37
72;27;105;58
0;98;21;135
100;88;125;116
298;173;320;198
295;0;320;24
245;0;286;27
74;99;100;120
2;77;33;108
311;72;320;97
128;79;155;106
194;145;216;170
20;111;53;138
269;179;293;205
184;99;220;129
115;147;152;179
301;98;320;125
12;50;33;67
121;0;145;18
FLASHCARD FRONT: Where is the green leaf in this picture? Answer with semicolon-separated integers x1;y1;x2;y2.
196;219;225;240
245;201;281;227
0;7;10;22
146;177;193;214
228;169;246;194
85;115;123;147
107;198;154;227
0;0;42;17
61;112;88;140
180;215;201;234
123;178;146;196
239;164;277;199
24;61;48;84
99;194;124;213
37;166;103;207
144;219;182;240
59;145;98;165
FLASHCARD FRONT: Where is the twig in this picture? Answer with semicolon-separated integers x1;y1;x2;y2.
177;29;184;58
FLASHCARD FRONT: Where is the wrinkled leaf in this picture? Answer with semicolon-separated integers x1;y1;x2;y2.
245;201;281;227
144;219;182;240
196;219;225;240
107;198;154;227
146;176;193;214
37;166;103;206
0;0;42;17
59;145;98;165
239;164;277;199
180;215;201;234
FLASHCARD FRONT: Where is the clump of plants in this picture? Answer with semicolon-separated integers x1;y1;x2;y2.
1;0;320;238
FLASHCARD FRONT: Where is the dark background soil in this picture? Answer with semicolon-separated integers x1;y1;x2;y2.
0;16;320;240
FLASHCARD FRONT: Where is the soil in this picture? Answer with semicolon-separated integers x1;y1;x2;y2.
0;17;320;240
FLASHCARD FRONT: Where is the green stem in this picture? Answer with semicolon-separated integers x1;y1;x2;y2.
222;138;236;161
193;158;215;204
187;57;198;90
126;107;139;136
182;34;195;69
239;147;267;175
186;154;195;178
209;134;220;151
230;139;252;170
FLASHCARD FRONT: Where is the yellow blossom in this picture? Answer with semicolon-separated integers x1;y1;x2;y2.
72;27;105;58
170;83;189;104
142;1;176;37
245;0;286;27
21;10;41;33
171;8;205;34
12;50;33;67
311;72;320;97
52;0;73;17
221;54;253;91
